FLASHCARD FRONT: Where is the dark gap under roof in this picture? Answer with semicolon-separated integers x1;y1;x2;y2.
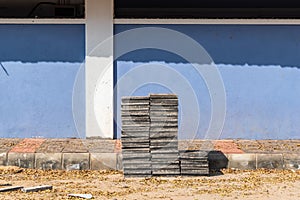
114;0;300;19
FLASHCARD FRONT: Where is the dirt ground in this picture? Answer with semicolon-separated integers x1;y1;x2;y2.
0;167;300;200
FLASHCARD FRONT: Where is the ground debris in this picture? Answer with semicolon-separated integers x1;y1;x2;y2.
0;168;298;199
21;185;53;193
0;166;23;174
0;183;12;186
0;186;23;192
68;193;93;199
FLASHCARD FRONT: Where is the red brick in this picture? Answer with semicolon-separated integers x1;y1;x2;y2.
10;139;46;153
114;140;122;153
213;140;244;154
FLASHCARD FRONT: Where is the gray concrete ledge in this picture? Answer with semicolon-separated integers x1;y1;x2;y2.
1;152;300;171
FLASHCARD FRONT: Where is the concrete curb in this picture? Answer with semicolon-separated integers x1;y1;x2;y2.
1;139;300;171
1;152;300;171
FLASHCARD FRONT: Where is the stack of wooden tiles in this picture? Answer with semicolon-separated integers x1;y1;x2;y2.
149;94;180;176
121;96;151;177
179;150;209;176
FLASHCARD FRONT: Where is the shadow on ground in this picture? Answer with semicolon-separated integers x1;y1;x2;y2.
208;151;228;176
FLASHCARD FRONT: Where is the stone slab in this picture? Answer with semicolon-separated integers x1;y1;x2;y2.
122;161;151;167
152;165;180;169
121;96;150;100
121;105;150;111
150;132;178;139
151;122;178;127
123;163;151;169
257;140;291;153
121;135;150;140
227;154;256;170
37;139;89;153
121;114;150;118
150;113;178;117
121;102;149;106
282;153;300;170
90;153;117;170
181;169;209;176
36;139;67;153
35;153;62;170
151;154;179;159
150;106;178;111
235;140;300;154
122;148;150;153
62;153;90;170
116;153;123;170
0;153;7;166
179;150;209;157
122;158;151;163
121;118;150;123
235;140;263;153
121;111;150;116
83;139;116;153
150;127;178;132
151;118;178;122
0;139;22;153
149;94;178;99
122;145;150;149
122;127;150;132
121;122;150;127
180;160;208;165
121;138;150;143
121;106;149;111
150;144;178;148
150;98;178;103
61;140;88;153
7;153;35;168
152;171;180;176
123;169;152;175
257;154;283;169
150;102;178;106
150;149;178;154
180;165;209;169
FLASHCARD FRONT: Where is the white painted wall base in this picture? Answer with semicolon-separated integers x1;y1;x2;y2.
86;56;113;138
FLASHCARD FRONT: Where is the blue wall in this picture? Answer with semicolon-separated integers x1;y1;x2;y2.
0;25;85;138
115;25;300;140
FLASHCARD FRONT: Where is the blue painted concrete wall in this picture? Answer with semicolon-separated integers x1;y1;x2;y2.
0;25;85;138
114;25;300;140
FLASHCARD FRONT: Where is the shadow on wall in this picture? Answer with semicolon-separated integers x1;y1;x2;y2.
0;24;85;138
0;24;85;63
114;24;300;140
115;24;300;67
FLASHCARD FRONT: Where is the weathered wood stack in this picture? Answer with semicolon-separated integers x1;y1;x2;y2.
179;150;209;176
121;96;151;177
150;94;180;176
121;94;209;177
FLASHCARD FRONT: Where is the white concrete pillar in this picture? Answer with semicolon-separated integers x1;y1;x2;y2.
86;0;114;138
